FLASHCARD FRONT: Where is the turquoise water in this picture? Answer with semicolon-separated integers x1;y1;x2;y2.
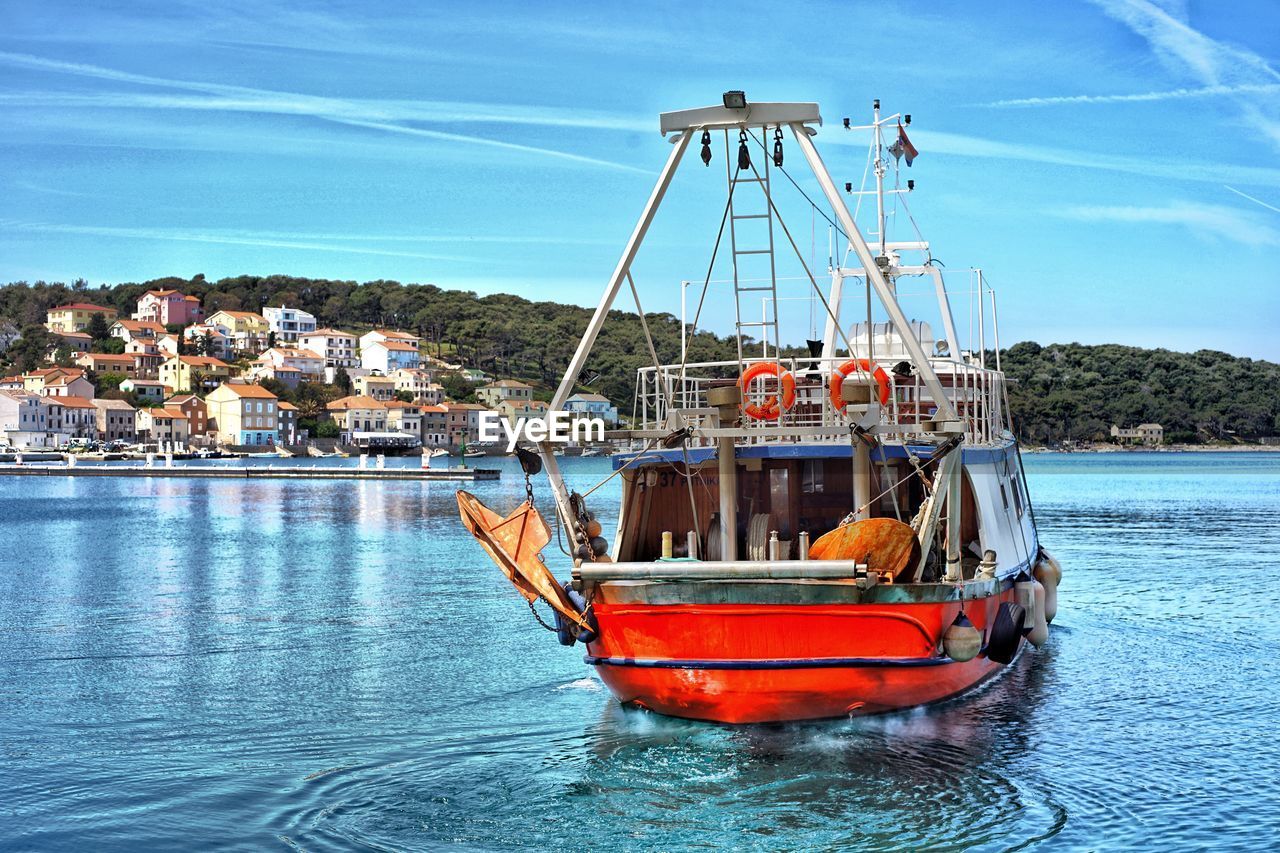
1;452;1278;850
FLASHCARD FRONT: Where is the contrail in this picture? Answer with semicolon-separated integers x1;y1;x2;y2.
1225;185;1280;215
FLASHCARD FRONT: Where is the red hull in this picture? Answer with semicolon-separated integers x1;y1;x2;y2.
585;588;1018;724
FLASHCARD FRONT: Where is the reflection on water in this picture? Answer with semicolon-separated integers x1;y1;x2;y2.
1;452;1278;849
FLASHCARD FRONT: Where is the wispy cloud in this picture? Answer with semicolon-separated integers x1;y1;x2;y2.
0;51;650;172
1086;0;1280;148
980;82;1280;108
1053;201;1280;246
0;220;485;261
830;128;1280;188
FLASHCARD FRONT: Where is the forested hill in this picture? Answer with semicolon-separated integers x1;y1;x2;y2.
2;275;1277;443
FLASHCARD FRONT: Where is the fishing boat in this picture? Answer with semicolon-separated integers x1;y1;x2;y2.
458;94;1061;724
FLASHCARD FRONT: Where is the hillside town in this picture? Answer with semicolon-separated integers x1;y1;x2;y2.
0;290;619;453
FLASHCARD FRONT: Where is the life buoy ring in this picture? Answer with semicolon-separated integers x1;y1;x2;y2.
738;362;796;421
829;358;892;411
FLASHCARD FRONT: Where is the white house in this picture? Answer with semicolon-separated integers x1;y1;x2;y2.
263;305;317;343
255;347;324;381
360;339;420;374
565;392;619;427
0;391;52;448
299;329;358;368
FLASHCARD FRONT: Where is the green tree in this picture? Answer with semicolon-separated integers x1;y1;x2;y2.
86;312;111;343
394;389;413;403
334;366;352;394
9;324;51;371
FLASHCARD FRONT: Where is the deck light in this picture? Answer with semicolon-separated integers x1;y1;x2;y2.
722;90;747;110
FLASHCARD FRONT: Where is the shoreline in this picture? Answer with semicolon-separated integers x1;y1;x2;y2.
1024;444;1280;453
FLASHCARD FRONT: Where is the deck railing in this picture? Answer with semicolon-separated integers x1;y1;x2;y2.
633;356;1009;446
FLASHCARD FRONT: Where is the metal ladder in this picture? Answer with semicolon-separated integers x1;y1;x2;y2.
725;130;780;370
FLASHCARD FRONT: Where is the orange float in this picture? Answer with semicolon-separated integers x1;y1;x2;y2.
829;358;892;410
737;362;796;420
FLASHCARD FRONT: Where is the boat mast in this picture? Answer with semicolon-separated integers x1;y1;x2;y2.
873;98;887;264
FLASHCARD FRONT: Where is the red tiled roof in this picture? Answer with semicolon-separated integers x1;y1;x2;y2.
214;382;277;399
51;302;114;312
54;395;98;409
327;395;387;411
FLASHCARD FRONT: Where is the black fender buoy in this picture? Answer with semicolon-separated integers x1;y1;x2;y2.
986;601;1026;664
565;584;599;644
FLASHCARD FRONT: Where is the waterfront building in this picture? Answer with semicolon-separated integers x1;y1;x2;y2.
206;382;279;446
442;401;488;446
325;395;387;438
158;355;233;394
49;396;99;444
167;394;208;438
383;400;422;437
93;399;137;443
262;305;317;343
121;379;168;403
420;403;448;447
477;379;534;408
353;374;396;401
137;406;189;446
1111;423;1164;445
565;392;619;427
0;391;51;448
75;352;138;378
277;401;298;445
298;329;357;368
46;303;117;333
205;310;270;354
133;289;202;326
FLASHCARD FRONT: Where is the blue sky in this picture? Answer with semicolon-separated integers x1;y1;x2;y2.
2;0;1278;359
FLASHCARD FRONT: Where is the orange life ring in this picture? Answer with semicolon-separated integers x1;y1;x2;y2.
738;362;796;421
829;358;892;411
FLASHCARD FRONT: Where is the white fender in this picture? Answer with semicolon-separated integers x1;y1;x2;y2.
1033;549;1062;624
1027;579;1049;648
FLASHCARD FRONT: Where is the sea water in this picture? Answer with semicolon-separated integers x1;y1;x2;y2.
1;452;1277;850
